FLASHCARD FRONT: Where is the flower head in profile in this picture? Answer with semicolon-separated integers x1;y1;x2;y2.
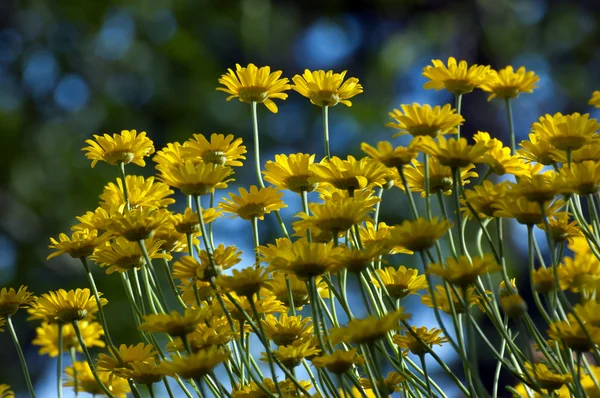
215;267;269;297
264;339;321;368
97;342;156;378
531;112;600;151
403;158;477;197
48;229;110;260
82;130;154;168
106;208;171;241
263;153;318;193
0;286;36;317
65;362;130;398
184;133;246;167
72;207;115;233
167;319;235;354
518;133;556;165
292;69;363;107
212;292;286;322
33;321;104;357
493;197;564;225
311;349;364;375
428;254;500;287
99;176;175;212
217;63;290;113
557;252;600;293
523;362;573;392
360;372;405;396
261;313;314;347
479;66;539;101
262;272;328;309
372;266;428;299
310;155;392;192
386;217;451;252
414;134;490;168
360;141;418;169
219;185;287;220
461;180;509;219
393;326;449;356
548;314;600;352
537;212;581;245
555;160;600;196
157;160;234;196
28;288;106;324
531;267;556;294
386;103;464;138
358;221;413;255
474;132;529;176
507;170;558;203
500;294;528;318
139;308;206;337
91;237;172;274
233;378;313;398
589;91;600;108
422;57;491;94
153;142;191;169
160;347;229;379
421;285;483;314
330;310;409;345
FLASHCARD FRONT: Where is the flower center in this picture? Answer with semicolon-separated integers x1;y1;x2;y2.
202;151;227;166
105;151;135;166
237;203;267;220
443;79;475;95
310;91;340;107
238;87;269;103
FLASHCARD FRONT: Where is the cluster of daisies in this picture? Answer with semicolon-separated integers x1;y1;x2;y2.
2;58;600;398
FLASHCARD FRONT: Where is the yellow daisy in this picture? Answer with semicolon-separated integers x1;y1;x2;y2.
421;285;483;314
330;310;410;345
0;385;12;398
64;361;130;398
518;133;556;165
360;141;418;169
183;133;246;167
0;318;5;332
72;207;114;232
360;372;405;395
422;57;491;95
428;254;501;287
536;212;581;245
219;185;286;220
393;326;449;356
403;157;477;197
531;267;556;294
97;342;156;377
554;139;600;164
523;362;573;392
139;308;206;337
153;142;191;169
217;63;290;113
309;155;392;192
555;160;600;196
574;301;600;328
414;134;491;168
263;153;318;193
358;221;413;255
171;207;221;235
167;320;235;353
499;294;528;318
386;217;451;252
492;196;564;225
292;69;363;107
531;112;600;151
558;252;600;293
82;130;154;168
262;272;328;309
99;175;175;212
160;347;229;379
153;222;196;253
233;378;313;398
548;314;600;352
47;229;110;260
28;288;106;324
262;313;313;346
263;339;320;368
507;170;558;203
372;266;428;299
336;244;388;274
479;66;539;101
215;267;269;297
311;349;364;374
157;160;234;196
212;292;286;322
0;285;36;317
589;91;600;108
106;207;171;241
91;236;172;274
474;131;530;176
118;362;166;385
33;321;104;357
386;103;464;138
461;180;509;219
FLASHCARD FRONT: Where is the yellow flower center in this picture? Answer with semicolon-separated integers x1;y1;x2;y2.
492;86;520;99
309;90;340;107
285;175;317;193
407;125;441;138
115;255;146;271
443;79;475;95
238;87;269;103
201;151;227;166
237;204;267;220
105;151;135;166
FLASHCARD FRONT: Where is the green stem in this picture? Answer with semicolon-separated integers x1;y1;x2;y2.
251;101;266;188
118;162;131;211
504;98;516;155
323;105;331;159
453;167;468;256
7;316;36;398
419;355;434;398
251;218;260;266
147;384;156;398
455;94;463;139
423;154;432;220
69;347;79;397
398;166;419;219
58;323;64;398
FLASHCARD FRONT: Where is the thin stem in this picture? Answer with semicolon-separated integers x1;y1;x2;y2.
147;384;156;398
69;346;79;397
251;218;261;266
118;162;131;211
323;105;331;159
58;323;64;398
423;154;432;220
504;98;516;155
455;93;463;139
419;355;434;398
251;101;266;188
7;316;37;398
398;166;419;220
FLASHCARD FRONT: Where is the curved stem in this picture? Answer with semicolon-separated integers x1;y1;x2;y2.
7;315;36;398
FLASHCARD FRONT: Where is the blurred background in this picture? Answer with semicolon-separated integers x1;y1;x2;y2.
1;0;600;396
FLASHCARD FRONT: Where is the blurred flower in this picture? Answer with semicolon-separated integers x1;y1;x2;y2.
33;321;104;357
403;157;477;197
386;217;451;252
523;362;572;392
97;343;156;380
292;69;362;107
215;267;269;297
361;141;418;168
160;347;229;379
422;57;490;95
548;314;600;352
64;362;130;397
421;285;483;314
91;236;171;274
310;156;392;192
139;308;206;337
0;385;13;398
311;349;364;374
263;339;320;368
479;66;539;101
47;229;110;260
330;310;409;345
393;326;448;356
82;130;154;168
428;254;500;287
262;313;313;346
589;91;600;108
0;286;36;317
493;197;564;225
413;134;490;168
107;208;171;241
387;103;463;138
461;180;509;219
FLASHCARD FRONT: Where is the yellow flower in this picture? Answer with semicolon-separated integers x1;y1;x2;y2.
172;244;241;282
263;339;320;368
493;197;564;225
160;347;229;379
386;217;451;252
47;229;110;260
518;133;556;165
531;112;600;151
360;141;418;168
167;319;235;353
262;272;328;309
548;314;600;352
403;157;477;197
233;378;313;398
531;267;556;294
421;285;483;314
311;349;364;374
64;361;130;398
106;208;171;241
558;252;600;293
157;160;234;196
589;91;600;108
479;66;539;101
262;313;313;346
0;385;13;398
474;131;530;176
574;301;600;328
507;170;558;203
82;130;154;168
523;362;573;392
293;191;377;234
91;237;172;274
0;318;5;332
310;155;392;192
372;266;428;299
340;387;376;398
219;185;287;220
217;63;290;113
393;326;448;356
414;134;490;168
263;153;318;193
72;207;114;232
119;362;166;385
33;321;104;357
292;69;362;107
139;308;206;337
428;254;500;287
330;310;409;345
258;238;344;280
215;267;269;297
171;207;221;235
358;221;412;254
360;372;405;395
422;57;490;94
153;142;191;169
99;175;175;212
0;285;36;317
153;222;195;252
28;288;106;324
461;180;509;219
97;342;156;378
536;212;582;245
335;244;388;274
555;160;600;196
183;133;246;167
212;293;286;322
500;294;528;318
386;103;464;138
